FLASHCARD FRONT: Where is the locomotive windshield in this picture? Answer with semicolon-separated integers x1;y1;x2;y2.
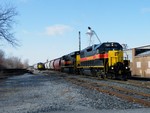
97;42;123;53
105;43;122;50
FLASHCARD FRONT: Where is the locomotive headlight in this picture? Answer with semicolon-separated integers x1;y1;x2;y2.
111;67;114;69
125;67;128;69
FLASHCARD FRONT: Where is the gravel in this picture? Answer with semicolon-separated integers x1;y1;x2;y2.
0;71;149;113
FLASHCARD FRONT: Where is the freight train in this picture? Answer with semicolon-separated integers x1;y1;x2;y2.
44;42;131;80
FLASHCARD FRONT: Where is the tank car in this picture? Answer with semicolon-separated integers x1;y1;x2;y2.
44;61;50;69
53;58;61;71
49;60;54;70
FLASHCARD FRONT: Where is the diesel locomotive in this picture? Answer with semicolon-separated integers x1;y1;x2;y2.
45;42;131;80
78;42;130;80
37;62;45;70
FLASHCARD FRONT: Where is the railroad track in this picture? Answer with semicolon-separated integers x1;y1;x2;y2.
78;74;150;89
66;76;150;107
41;71;150;107
108;79;150;89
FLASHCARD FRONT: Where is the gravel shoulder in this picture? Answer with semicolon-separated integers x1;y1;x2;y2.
0;71;150;113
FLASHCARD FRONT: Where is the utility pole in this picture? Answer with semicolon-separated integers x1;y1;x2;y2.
79;31;81;51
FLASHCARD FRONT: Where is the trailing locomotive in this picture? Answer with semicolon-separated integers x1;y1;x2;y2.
45;42;131;80
61;51;80;74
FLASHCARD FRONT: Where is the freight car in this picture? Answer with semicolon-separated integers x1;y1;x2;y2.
45;58;62;71
44;61;50;69
53;58;61;71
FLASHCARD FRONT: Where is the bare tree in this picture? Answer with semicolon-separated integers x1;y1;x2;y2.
0;4;18;46
4;56;24;69
0;49;5;68
23;59;29;68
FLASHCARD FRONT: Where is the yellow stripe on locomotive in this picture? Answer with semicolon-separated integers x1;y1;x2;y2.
76;53;80;67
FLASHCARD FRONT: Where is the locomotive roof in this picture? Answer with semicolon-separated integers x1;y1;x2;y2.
81;42;122;51
62;51;80;58
80;44;99;52
85;42;121;49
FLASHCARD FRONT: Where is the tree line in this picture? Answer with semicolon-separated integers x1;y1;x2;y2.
0;49;28;69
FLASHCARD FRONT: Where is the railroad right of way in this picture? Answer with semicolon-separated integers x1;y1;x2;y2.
1;70;150;113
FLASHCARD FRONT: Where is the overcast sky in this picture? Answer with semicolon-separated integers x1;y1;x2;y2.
1;0;150;65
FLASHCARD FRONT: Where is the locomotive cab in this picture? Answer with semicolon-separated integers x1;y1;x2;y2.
84;42;131;80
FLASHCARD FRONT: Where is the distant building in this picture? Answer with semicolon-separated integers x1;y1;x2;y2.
124;45;150;78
